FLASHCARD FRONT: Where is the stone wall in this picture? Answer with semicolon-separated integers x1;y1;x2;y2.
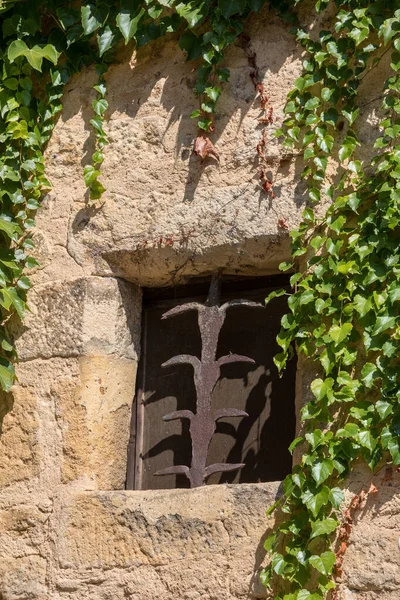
0;4;398;600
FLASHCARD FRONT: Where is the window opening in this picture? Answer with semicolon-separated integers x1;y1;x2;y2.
126;274;297;490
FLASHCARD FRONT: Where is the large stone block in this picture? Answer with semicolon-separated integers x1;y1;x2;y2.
41;10;304;284
55;484;279;598
55;355;136;489
0;387;39;488
14;277;141;362
343;524;400;592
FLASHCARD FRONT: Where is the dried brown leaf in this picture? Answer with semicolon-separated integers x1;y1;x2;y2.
262;178;275;198
193;136;219;162
278;217;289;230
368;482;378;494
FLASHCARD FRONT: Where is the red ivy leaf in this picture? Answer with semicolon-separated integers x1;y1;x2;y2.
262;178;275;198
278;217;289;230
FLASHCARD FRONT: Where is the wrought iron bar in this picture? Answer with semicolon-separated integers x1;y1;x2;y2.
155;273;264;487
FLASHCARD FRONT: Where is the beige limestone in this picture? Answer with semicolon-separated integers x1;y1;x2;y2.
0;387;39;489
0;4;398;600
32;9;305;288
14;277;141;362
54;484;279;598
55;355;136;489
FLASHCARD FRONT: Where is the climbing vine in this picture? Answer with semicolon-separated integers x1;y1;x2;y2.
262;1;400;599
0;0;275;390
0;1;399;599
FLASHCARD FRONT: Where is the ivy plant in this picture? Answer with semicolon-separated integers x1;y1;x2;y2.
0;1;399;599
262;2;400;599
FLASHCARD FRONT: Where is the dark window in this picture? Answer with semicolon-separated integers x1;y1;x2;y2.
126;275;297;490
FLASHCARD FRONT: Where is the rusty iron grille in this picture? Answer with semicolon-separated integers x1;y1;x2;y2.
126;273;297;491
149;273;264;488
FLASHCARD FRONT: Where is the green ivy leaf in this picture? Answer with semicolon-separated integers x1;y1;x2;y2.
83;165;101;187
205;86;221;102
317;134;334;153
176;1;209;27
311;378;334;401
371;315;396;336
264;532;276;552
361;363;380;388
328;322;352;345
8;40;60;71
265;289;286;305
306;429;324;450
310;517;339;539
302;486;329;518
380;18;399;45
116;8;145;43
98;25;116;56
299;289;314;305
376;400;393;420
21;160;36;172
353;294;372;317
342;108;359;125
289;437;304;453
272;553;288;575
249;0;265;12
311;459;334;485
218;0;246;19
0;287;25;318
93;99;108;116
297;592;324;600
309;551;336;576
40;44;61;65
17;276;31;290
388;437;400;464
356;429;376;452
0;216;20;239
81;3;109;36
0;360;15;392
259;568;270;587
329;487;344;508
337;423;359;438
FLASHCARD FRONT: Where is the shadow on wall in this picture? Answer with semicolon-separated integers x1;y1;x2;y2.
1;314;28;434
0;391;13;436
249;501;282;598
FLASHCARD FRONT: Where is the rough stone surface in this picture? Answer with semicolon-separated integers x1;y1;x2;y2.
14;277;141;362
34;9;304;288
53;484;280;598
0;4;398;600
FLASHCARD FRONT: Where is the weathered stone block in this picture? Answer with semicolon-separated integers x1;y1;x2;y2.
343;524;400;592
0;556;47;600
14;277;141;362
55;355;136;489
55;484;279;597
0;388;39;488
0;504;48;560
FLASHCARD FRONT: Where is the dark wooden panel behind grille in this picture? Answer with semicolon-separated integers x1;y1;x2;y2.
127;276;297;490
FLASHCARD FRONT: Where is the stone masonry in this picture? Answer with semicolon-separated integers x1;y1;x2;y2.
0;5;398;599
